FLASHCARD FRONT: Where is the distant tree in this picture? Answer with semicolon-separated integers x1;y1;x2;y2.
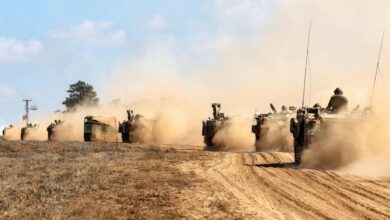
62;81;99;111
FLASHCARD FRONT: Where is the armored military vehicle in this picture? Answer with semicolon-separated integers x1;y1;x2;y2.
290;106;369;164
47;120;63;141
202;103;229;148
84;115;118;142
21;123;38;140
252;104;296;151
118;110;144;142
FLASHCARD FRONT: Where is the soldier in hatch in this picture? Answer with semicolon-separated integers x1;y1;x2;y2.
280;105;289;115
326;87;348;113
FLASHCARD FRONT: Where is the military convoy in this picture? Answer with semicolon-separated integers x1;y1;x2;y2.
1;91;371;168
252;104;296;151
118;110;144;143
202;103;229;148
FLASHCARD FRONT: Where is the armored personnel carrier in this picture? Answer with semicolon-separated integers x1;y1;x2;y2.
84;115;118;142
21;123;38;140
118;110;144;142
202;103;229;148
290;106;369;164
47;120;64;141
252;104;296;151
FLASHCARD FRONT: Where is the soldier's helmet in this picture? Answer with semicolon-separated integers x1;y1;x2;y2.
334;87;343;95
281;105;287;111
313;103;322;108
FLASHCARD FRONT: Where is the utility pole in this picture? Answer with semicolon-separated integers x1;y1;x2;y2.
22;99;37;125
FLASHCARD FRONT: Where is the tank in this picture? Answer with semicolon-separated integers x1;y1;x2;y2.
21;123;38;140
47;120;63;141
202;103;229;148
290;106;369;164
84;115;118;142
252;104;296;151
118;110;144;143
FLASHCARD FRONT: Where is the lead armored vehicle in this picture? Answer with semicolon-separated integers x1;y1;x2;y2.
202;103;229;148
84;115;118;142
290;106;369;164
118;110;144;142
252;104;296;151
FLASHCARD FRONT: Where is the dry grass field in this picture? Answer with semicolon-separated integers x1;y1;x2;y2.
0;139;389;219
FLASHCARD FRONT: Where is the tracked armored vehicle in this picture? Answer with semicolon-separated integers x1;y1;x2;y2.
21;123;38;140
202;103;229;148
84;115;118;142
118;110;144;142
47;120;64;141
290;106;369;164
252;104;296;151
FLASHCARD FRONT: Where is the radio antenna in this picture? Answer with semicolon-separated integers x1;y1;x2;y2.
370;29;385;106
302;20;312;108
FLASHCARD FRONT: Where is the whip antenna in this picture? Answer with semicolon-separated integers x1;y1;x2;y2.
370;29;385;106
302;20;312;108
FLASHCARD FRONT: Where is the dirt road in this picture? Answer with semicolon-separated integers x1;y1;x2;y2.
0;140;389;219
180;152;390;219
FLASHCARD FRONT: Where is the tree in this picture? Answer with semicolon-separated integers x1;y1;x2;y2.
62;81;99;110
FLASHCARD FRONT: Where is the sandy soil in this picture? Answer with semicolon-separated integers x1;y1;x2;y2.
0;139;389;219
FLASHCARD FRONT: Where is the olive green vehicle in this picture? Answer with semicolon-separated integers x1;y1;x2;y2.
84;115;118;142
118;110;144;143
252;104;296;151
202;103;229;148
47;120;64;141
21;123;38;140
289;106;369;164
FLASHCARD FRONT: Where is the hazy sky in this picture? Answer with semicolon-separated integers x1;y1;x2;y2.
0;0;389;128
0;0;215;125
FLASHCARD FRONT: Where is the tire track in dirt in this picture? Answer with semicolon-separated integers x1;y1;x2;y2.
302;171;390;218
179;151;390;219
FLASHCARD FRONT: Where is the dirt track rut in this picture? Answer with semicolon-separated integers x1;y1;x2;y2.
180;151;390;219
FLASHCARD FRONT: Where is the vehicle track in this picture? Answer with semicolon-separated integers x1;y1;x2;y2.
180;151;390;219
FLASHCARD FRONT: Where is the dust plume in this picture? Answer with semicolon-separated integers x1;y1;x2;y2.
103;0;390;152
23;126;47;141
212;117;255;152
300;90;390;177
301;120;367;170
255;119;293;152
125;98;205;145
3;124;23;140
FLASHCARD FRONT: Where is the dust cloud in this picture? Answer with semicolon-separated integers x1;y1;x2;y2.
300;91;390;177
212;117;255;152
3;124;23;140
3;1;390;177
255;119;293;152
